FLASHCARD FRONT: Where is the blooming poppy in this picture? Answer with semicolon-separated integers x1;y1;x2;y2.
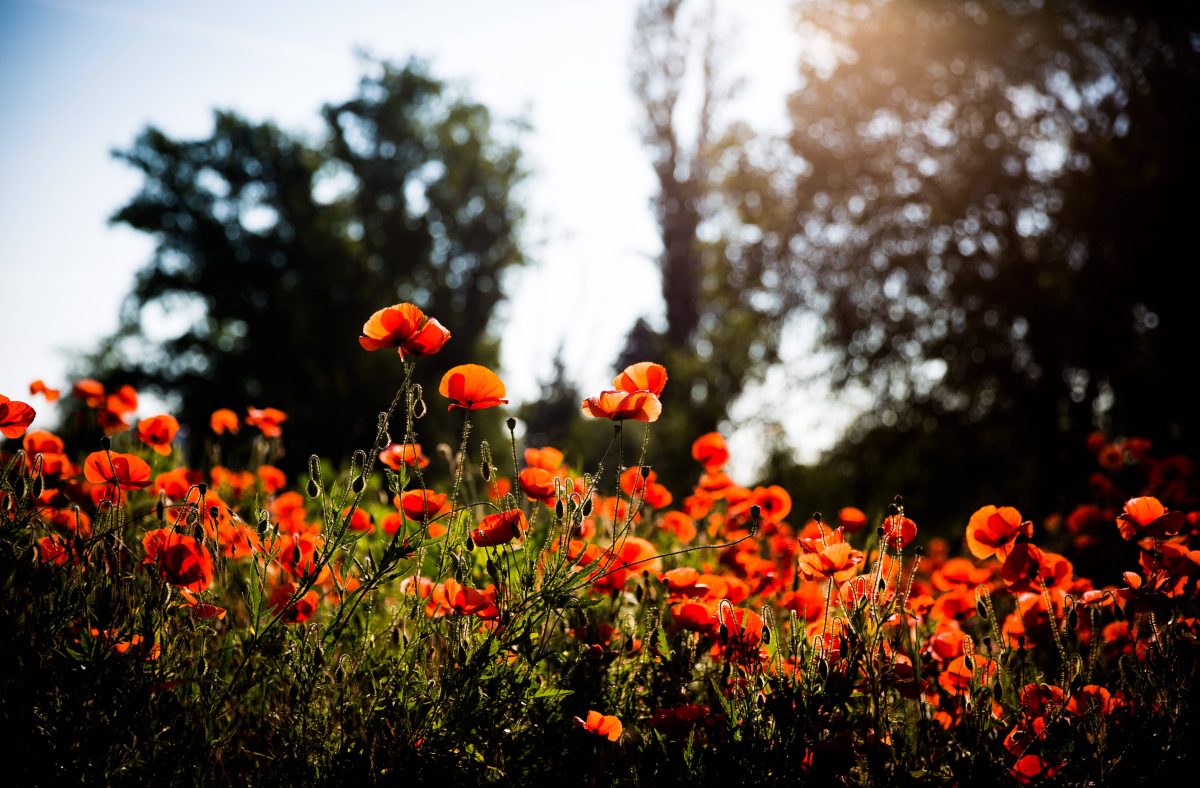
1116;496;1184;540
72;378;105;407
518;468;558;506
659;511;697;543
358;302;451;359
29;379;60;401
575;710;622;741
0;394;36;439
797;541;865;584
691;432;729;471
966;505;1032;561
470;508;527;547
379;442;431;470
881;515;918;550
136;414;179;456
106;385;138;416
439;364;508;410
938;653;999;696
613;361;667;396
267;581;320;623
838;506;868;533
142;528;214;592
257;465;287;493
524;446;564;471
210;408;240;434
211;466;255;497
246;407;287;438
581;390;661;423
83;451;152;491
396;488;448;522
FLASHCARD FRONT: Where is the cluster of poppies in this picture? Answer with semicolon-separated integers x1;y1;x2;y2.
4;301;1198;780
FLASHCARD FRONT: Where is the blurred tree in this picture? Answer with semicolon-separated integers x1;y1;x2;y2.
751;0;1200;527
81;59;525;471
621;0;802;487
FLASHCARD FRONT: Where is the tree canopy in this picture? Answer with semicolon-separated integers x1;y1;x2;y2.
84;59;526;468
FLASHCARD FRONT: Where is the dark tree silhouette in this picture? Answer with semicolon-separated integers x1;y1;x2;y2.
754;0;1200;527
82;59;526;469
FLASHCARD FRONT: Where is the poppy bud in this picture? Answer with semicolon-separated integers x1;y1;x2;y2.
976;600;988;619
878;578;887;592
14;476;26;499
292;543;302;565
32;473;44;500
481;460;492;481
886;503;899;517
993;680;1003;698
555;499;565;520
335;665;345;684
100;437;111;451
1113;604;1126;621
763;627;772;646
982;636;993;651
307;479;320;498
635;583;644;602
156;497;166;523
719;622;729;642
818;659;829;680
876;526;887;538
582;497;593;517
893;495;904;506
209;505;220;522
502;417;515;433
413;398;427;419
640;464;651;479
964;655;975;672
352;475;366;495
812;511;822;524
257;516;269;537
1066;607;1077;630
198;483;208;497
914;544;925;556
391;627;401;646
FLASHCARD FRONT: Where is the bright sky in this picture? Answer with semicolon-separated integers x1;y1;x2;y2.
0;0;864;475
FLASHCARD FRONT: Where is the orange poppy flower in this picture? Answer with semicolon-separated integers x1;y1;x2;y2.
246;406;287;438
268;581;320;624
880;515;918;550
210;408;240;434
797;541;865;584
966;505;1033;561
142;528;214;592
72;378;106;407
1116;496;1184;540
379;442;431;470
524;446;564;471
358;302;451;358
105;385;138;415
931;557;992;592
470;508;527;547
396;489;448;522
1000;543;1051;593
136;414;179;456
838;506;868;533
575;710;622;741
257;464;287;493
691;432;729;471
439;364;508;410
938;653;999;696
518;467;558;505
613;361;667;396
83;451;152;491
29;380;60;401
660;511;697;543
0;394;36;439
581;390;661;423
342;507;374;533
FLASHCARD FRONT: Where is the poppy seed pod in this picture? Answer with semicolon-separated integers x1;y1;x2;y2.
198;483;208;496
507;417;517;431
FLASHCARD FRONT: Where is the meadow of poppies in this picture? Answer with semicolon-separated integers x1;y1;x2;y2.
2;301;1199;785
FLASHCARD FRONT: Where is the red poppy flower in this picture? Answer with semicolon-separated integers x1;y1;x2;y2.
29;380;60;401
659;511;697;543
257;465;287;493
575;710;622;741
268;581;320;623
966;505;1033;561
880;515;918;550
83;451;152;491
379;442;431;470
0;394;36;439
359;303;451;358
142;528;214;592
470;508;527;547
797;541;865;584
581;390;662;422
439;364;508;411
396;488;448;522
1116;496;1184;540
342;506;374;533
524;446;564;471
838;506;868;533
246;407;287;438
72;378;106;407
106;385;138;415
938;653;999;696
1000;543;1050;593
931;557;992;592
518;468;558;505
210;408;240;434
691;432;729;471
613;361;667;396
136;414;179;456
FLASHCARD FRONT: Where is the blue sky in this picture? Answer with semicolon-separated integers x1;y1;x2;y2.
0;0;862;472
